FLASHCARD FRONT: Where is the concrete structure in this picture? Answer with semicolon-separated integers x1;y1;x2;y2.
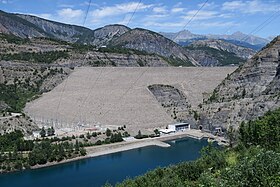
168;123;190;132
24;67;236;132
159;128;175;134
32;131;41;138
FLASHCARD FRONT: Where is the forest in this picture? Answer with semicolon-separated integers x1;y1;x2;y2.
0;130;86;172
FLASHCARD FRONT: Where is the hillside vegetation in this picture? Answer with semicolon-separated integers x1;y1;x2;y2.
111;108;280;187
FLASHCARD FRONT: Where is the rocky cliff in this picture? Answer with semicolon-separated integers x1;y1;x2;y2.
0;10;48;38
17;14;94;43
198;36;280;131
91;24;130;47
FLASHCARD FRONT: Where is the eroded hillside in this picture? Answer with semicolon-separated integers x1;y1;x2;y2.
198;36;280;131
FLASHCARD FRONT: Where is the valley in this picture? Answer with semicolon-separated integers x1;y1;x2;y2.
0;3;279;186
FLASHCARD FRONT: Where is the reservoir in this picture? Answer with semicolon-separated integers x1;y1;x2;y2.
0;137;210;187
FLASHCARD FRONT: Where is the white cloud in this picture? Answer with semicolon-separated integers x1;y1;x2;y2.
152;6;167;14
36;13;53;20
222;0;280;14
90;2;153;22
183;10;218;20
143;21;185;28
0;0;8;4
117;14;131;25
173;2;183;8
171;7;184;13
58;4;75;8
57;8;84;19
32;8;84;25
197;2;217;9
146;14;169;19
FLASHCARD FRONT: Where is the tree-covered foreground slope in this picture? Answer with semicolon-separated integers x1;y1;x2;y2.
107;108;280;187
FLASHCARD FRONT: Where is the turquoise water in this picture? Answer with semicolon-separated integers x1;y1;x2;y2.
0;137;210;187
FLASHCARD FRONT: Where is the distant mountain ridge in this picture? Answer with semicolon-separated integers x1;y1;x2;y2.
0;10;265;67
161;30;270;50
190;39;255;59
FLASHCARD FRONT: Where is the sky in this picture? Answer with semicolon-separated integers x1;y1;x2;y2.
0;0;280;38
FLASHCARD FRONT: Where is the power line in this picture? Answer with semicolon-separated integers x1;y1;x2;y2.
173;0;209;41
83;0;92;26
54;0;93;127
68;0;144;127
126;0;142;26
241;8;280;42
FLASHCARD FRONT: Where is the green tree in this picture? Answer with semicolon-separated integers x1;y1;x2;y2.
227;125;236;147
154;129;160;135
106;128;112;137
40;127;46;138
80;148;86;156
47;126;55;136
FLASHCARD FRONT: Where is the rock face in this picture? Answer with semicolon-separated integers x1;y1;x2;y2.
17;14;94;43
0;115;39;135
184;39;256;66
190;39;256;59
198;36;280;131
91;25;130;47
148;84;191;122
0;11;47;38
110;28;196;66
85;52;169;67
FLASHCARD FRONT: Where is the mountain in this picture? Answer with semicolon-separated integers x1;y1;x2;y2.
109;28;197;66
20;13;130;46
160;30;206;42
198;36;280;130
161;30;269;50
90;24;130;47
0;10;50;38
208;31;269;46
190;39;256;59
0;10;264;67
0;10;197;66
160;30;207;46
1;10;130;46
184;39;256;66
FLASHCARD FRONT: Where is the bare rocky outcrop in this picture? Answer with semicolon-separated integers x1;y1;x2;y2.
0;115;39;135
91;25;130;47
198;36;280;131
148;84;192;121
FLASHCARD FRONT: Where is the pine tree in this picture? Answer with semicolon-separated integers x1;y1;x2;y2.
40;127;46;138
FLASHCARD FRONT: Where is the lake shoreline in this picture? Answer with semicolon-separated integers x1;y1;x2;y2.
0;130;225;173
29;130;226;171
